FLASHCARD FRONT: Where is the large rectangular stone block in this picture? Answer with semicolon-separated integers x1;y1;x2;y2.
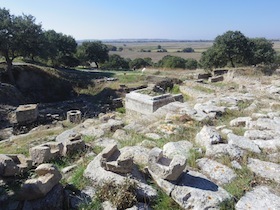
16;104;38;124
125;89;183;115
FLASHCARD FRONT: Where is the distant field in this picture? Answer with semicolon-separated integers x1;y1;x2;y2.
108;41;213;62
108;40;280;63
273;41;280;53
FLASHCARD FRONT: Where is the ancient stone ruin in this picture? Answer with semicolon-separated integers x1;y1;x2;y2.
125;88;183;115
100;143;133;174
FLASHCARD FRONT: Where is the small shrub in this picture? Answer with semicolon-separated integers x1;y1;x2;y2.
187;148;203;168
95;179;138;209
116;107;125;114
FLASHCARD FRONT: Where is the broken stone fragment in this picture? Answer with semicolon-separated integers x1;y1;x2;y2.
148;147;186;181
0;154;32;177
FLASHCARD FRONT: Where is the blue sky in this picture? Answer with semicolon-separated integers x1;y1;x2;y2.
1;0;279;40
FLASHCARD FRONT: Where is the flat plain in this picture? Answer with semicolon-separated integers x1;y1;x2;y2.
108;40;280;62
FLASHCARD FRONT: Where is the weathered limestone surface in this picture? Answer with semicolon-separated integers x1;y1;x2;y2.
163;140;193;159
227;133;261;153
149;169;231;210
196;158;237;185
247;158;280;183
236;186;280;210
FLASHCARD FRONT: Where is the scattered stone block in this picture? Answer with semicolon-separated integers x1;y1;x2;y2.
56;130;85;156
148;147;186;181
213;69;228;76
209;75;224;83
0;154;32;177
100;144;133;174
236;186;280;210
30;142;63;165
67;110;82;123
197;73;211;80
230;117;252;127
15;104;38;124
196;158;237;185
19;163;62;200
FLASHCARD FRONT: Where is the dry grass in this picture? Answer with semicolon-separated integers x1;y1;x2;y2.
0;127;64;156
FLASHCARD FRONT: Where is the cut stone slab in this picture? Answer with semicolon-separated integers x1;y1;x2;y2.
196;158;237;185
112;129;130;141
244;129;275;140
149;169;231;210
163;140;193;159
148;147;186;181
145;133;161;140
247;158;280;183
227;133;261;153
236;186;280;210
98;119;124;132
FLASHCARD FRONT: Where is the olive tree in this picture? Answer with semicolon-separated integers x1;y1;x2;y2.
0;8;43;83
77;41;109;68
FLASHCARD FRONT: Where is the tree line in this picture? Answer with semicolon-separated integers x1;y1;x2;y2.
1;8;279;83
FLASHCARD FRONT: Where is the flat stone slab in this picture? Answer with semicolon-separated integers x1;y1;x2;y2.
236;186;280;210
227;133;261;153
149;170;231;210
196;158;237;185
247;158;280;183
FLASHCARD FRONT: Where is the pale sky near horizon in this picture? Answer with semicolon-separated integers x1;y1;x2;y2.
1;0;279;40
